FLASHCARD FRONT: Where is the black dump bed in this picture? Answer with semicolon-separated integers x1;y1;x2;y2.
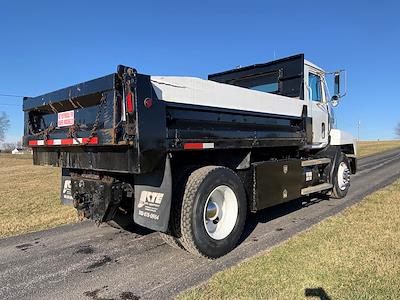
23;59;310;175
23;66;167;174
23;74;119;146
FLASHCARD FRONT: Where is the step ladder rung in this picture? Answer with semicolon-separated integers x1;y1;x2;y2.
301;183;333;195
301;158;331;167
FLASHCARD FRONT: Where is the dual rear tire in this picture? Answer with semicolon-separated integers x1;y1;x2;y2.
161;166;247;258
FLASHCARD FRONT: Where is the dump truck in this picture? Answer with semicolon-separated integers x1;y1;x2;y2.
23;54;356;258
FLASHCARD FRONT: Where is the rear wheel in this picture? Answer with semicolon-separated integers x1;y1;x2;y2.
160;232;184;250
331;153;351;199
160;166;195;250
177;166;247;258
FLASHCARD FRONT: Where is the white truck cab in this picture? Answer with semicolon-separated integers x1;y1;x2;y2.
304;60;356;155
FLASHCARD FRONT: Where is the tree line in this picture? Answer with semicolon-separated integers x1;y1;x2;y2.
0;112;10;143
0;112;23;152
397;122;400;138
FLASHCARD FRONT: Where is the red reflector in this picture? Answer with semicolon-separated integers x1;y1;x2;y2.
144;98;153;108
126;92;134;113
61;138;73;145
184;143;204;149
28;137;99;147
85;137;99;144
184;143;215;150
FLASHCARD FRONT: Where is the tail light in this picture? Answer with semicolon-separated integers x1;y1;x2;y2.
126;92;134;113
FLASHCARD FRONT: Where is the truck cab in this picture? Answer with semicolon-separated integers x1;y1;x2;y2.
208;54;353;152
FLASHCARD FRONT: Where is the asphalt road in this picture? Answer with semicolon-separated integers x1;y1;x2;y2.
1;149;400;300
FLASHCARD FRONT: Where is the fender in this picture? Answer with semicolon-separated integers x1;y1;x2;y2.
133;155;172;232
330;129;357;155
330;129;357;173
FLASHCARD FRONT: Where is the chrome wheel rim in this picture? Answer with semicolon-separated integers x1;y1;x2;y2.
203;185;239;240
338;162;350;191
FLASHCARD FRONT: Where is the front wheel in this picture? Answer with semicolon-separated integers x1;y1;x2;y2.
331;153;351;199
177;166;247;258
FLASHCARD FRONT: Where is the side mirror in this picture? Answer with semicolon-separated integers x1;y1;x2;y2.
334;72;340;95
331;70;347;107
330;94;339;107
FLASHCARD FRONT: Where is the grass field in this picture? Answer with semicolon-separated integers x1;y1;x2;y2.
0;154;76;238
0;140;399;239
178;179;400;300
357;140;400;158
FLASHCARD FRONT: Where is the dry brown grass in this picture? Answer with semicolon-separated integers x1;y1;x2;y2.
179;180;400;300
358;140;400;158
0;154;76;238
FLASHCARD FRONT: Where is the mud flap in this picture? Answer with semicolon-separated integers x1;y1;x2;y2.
60;168;73;205
133;156;172;232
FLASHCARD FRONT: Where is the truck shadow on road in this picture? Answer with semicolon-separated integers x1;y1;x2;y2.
109;193;331;248
305;287;331;300
240;193;330;243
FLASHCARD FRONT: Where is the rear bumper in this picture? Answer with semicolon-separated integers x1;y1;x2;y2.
33;146;142;174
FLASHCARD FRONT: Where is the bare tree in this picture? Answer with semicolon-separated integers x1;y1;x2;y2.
0;112;10;142
396;122;400;138
2;142;17;152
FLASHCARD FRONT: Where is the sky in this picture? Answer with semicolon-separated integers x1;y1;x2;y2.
0;0;399;142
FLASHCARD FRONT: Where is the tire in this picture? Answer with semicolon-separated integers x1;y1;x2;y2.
177;166;247;258
331;153;351;199
159;166;196;251
160;233;184;250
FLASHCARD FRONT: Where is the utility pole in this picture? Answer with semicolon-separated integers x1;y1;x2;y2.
357;120;361;141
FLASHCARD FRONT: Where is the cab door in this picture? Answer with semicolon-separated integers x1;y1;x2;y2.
305;66;329;147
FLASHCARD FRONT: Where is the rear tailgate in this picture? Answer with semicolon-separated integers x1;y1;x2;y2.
23;73;122;147
23;66;167;174
22;66;146;173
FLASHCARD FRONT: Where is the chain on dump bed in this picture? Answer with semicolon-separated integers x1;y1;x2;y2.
68;93;107;145
28;120;56;141
29;93;107;144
